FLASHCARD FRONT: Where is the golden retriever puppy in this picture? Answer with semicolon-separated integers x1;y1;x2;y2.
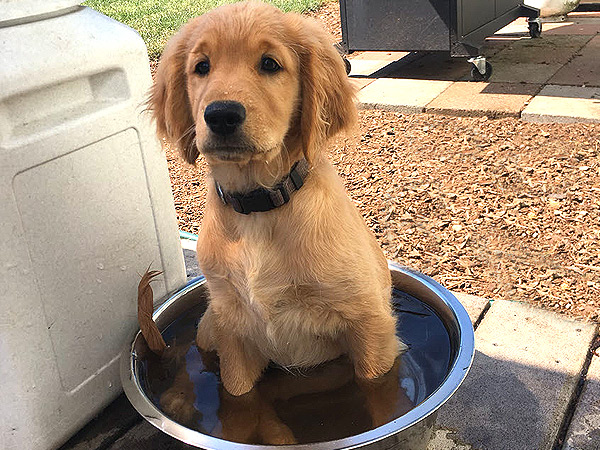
149;0;404;396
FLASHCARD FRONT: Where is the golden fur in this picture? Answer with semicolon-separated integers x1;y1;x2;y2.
149;0;404;396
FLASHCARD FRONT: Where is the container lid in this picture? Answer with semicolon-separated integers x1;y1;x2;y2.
1;0;81;25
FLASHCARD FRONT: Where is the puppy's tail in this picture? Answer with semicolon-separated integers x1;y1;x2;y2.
137;268;167;354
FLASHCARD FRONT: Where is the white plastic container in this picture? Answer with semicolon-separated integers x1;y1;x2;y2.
0;3;187;449
524;0;581;17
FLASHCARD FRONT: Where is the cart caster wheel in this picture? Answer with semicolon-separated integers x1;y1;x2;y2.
528;20;542;38
343;57;351;75
470;61;493;82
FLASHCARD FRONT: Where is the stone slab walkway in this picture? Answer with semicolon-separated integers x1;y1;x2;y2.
60;239;599;450
429;300;597;450
564;349;600;449
349;10;600;123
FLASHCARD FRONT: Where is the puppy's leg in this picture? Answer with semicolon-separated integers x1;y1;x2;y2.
356;357;413;427
216;324;269;396
196;304;216;351
258;402;297;445
199;279;269;395
159;359;198;427
219;389;261;443
344;305;405;380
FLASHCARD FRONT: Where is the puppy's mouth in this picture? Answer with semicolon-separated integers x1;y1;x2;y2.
200;131;279;163
201;137;255;162
205;147;252;162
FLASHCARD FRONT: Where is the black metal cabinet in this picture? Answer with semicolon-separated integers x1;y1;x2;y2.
339;0;538;57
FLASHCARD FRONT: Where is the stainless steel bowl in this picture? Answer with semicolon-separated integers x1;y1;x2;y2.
121;262;475;449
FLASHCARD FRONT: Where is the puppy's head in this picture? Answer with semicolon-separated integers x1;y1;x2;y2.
148;1;356;167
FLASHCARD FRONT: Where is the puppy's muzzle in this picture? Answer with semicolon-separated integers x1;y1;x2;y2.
204;101;246;136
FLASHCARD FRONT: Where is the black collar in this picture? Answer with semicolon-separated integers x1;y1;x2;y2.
215;159;310;215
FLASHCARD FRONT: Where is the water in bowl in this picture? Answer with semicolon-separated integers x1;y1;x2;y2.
136;288;451;445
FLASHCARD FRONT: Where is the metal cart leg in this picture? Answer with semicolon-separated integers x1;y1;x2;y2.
343;57;352;75
468;56;493;82
334;42;352;75
527;17;542;38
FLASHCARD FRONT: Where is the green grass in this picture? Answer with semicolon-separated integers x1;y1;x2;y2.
84;0;325;60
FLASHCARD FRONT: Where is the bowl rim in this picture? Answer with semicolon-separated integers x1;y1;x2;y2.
120;262;475;449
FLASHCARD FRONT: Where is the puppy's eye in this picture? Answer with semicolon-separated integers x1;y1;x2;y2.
194;60;210;75
260;56;281;73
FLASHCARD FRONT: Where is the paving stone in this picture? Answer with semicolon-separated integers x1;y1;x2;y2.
349;77;376;91
564;12;596;21
425;82;541;118
545;20;600;35
494;17;530;35
428;428;475;450
59;395;141;450
488;19;577;47
493;17;587;37
569;12;600;20
451;292;489;326
344;52;408;77
522;85;600;123
386;52;471;82
347;58;396;77
108;420;194;450
434;300;597;450
563;350;600;450
183;247;202;280
489;60;564;84
357;78;453;113
548;35;600;87
482;37;518;57
180;237;196;252
491;35;592;65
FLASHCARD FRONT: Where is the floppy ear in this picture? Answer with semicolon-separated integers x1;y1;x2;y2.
292;17;357;164
147;23;199;164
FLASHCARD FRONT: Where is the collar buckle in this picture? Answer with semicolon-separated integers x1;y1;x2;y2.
215;182;227;204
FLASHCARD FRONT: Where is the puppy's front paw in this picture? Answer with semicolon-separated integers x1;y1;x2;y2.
355;359;395;380
260;421;297;445
160;388;197;425
355;336;404;380
221;370;256;396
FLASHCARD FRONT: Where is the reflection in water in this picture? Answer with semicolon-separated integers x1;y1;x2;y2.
137;289;451;445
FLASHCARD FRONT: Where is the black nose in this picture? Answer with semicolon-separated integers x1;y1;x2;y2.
204;101;246;136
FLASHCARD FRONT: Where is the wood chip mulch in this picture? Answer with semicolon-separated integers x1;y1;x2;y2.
167;113;600;323
162;1;600;323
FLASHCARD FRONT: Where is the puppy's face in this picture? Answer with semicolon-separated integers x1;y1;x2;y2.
150;1;356;167
185;13;300;164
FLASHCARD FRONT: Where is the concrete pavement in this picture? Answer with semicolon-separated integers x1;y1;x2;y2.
349;10;600;123
428;300;598;450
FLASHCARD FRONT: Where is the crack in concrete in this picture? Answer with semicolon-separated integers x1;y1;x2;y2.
552;328;600;450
